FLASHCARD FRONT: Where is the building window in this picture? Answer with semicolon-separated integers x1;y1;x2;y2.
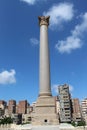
28;117;31;121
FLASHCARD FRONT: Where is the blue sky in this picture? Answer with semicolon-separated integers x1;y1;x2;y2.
0;0;87;104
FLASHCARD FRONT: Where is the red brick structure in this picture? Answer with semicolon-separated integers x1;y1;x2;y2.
17;100;27;114
8;100;16;114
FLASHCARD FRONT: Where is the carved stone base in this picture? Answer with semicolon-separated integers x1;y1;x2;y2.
31;96;59;125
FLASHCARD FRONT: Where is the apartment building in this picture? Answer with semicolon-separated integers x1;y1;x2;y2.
0;100;7;117
0;100;7;109
72;98;81;122
8;100;16;114
58;84;72;123
81;98;87;124
55;96;60;114
17;100;27;114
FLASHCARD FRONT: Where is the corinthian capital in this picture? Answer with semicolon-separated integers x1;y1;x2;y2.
38;16;50;26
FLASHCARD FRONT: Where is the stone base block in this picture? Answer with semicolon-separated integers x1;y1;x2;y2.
32;96;59;125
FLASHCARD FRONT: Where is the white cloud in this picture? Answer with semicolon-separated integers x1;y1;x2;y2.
43;3;74;29
69;84;74;92
20;0;46;5
55;12;87;53
30;38;39;45
20;0;36;5
55;37;82;53
0;69;16;85
52;84;59;94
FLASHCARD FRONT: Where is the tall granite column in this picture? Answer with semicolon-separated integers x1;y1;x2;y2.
32;16;59;125
38;16;52;97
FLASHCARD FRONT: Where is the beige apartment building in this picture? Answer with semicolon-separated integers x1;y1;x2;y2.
55;96;60;114
72;98;81;122
81;98;87;124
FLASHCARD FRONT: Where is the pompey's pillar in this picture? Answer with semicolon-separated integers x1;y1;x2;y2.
38;16;52;97
31;16;59;125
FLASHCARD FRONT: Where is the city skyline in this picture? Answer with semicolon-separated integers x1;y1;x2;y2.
0;0;87;104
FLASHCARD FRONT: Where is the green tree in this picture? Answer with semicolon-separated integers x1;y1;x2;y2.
78;121;86;126
71;121;86;127
0;117;13;124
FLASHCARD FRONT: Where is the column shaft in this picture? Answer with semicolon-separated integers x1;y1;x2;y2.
39;24;52;97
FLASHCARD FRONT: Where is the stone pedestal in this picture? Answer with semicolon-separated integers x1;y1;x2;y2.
32;97;59;125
